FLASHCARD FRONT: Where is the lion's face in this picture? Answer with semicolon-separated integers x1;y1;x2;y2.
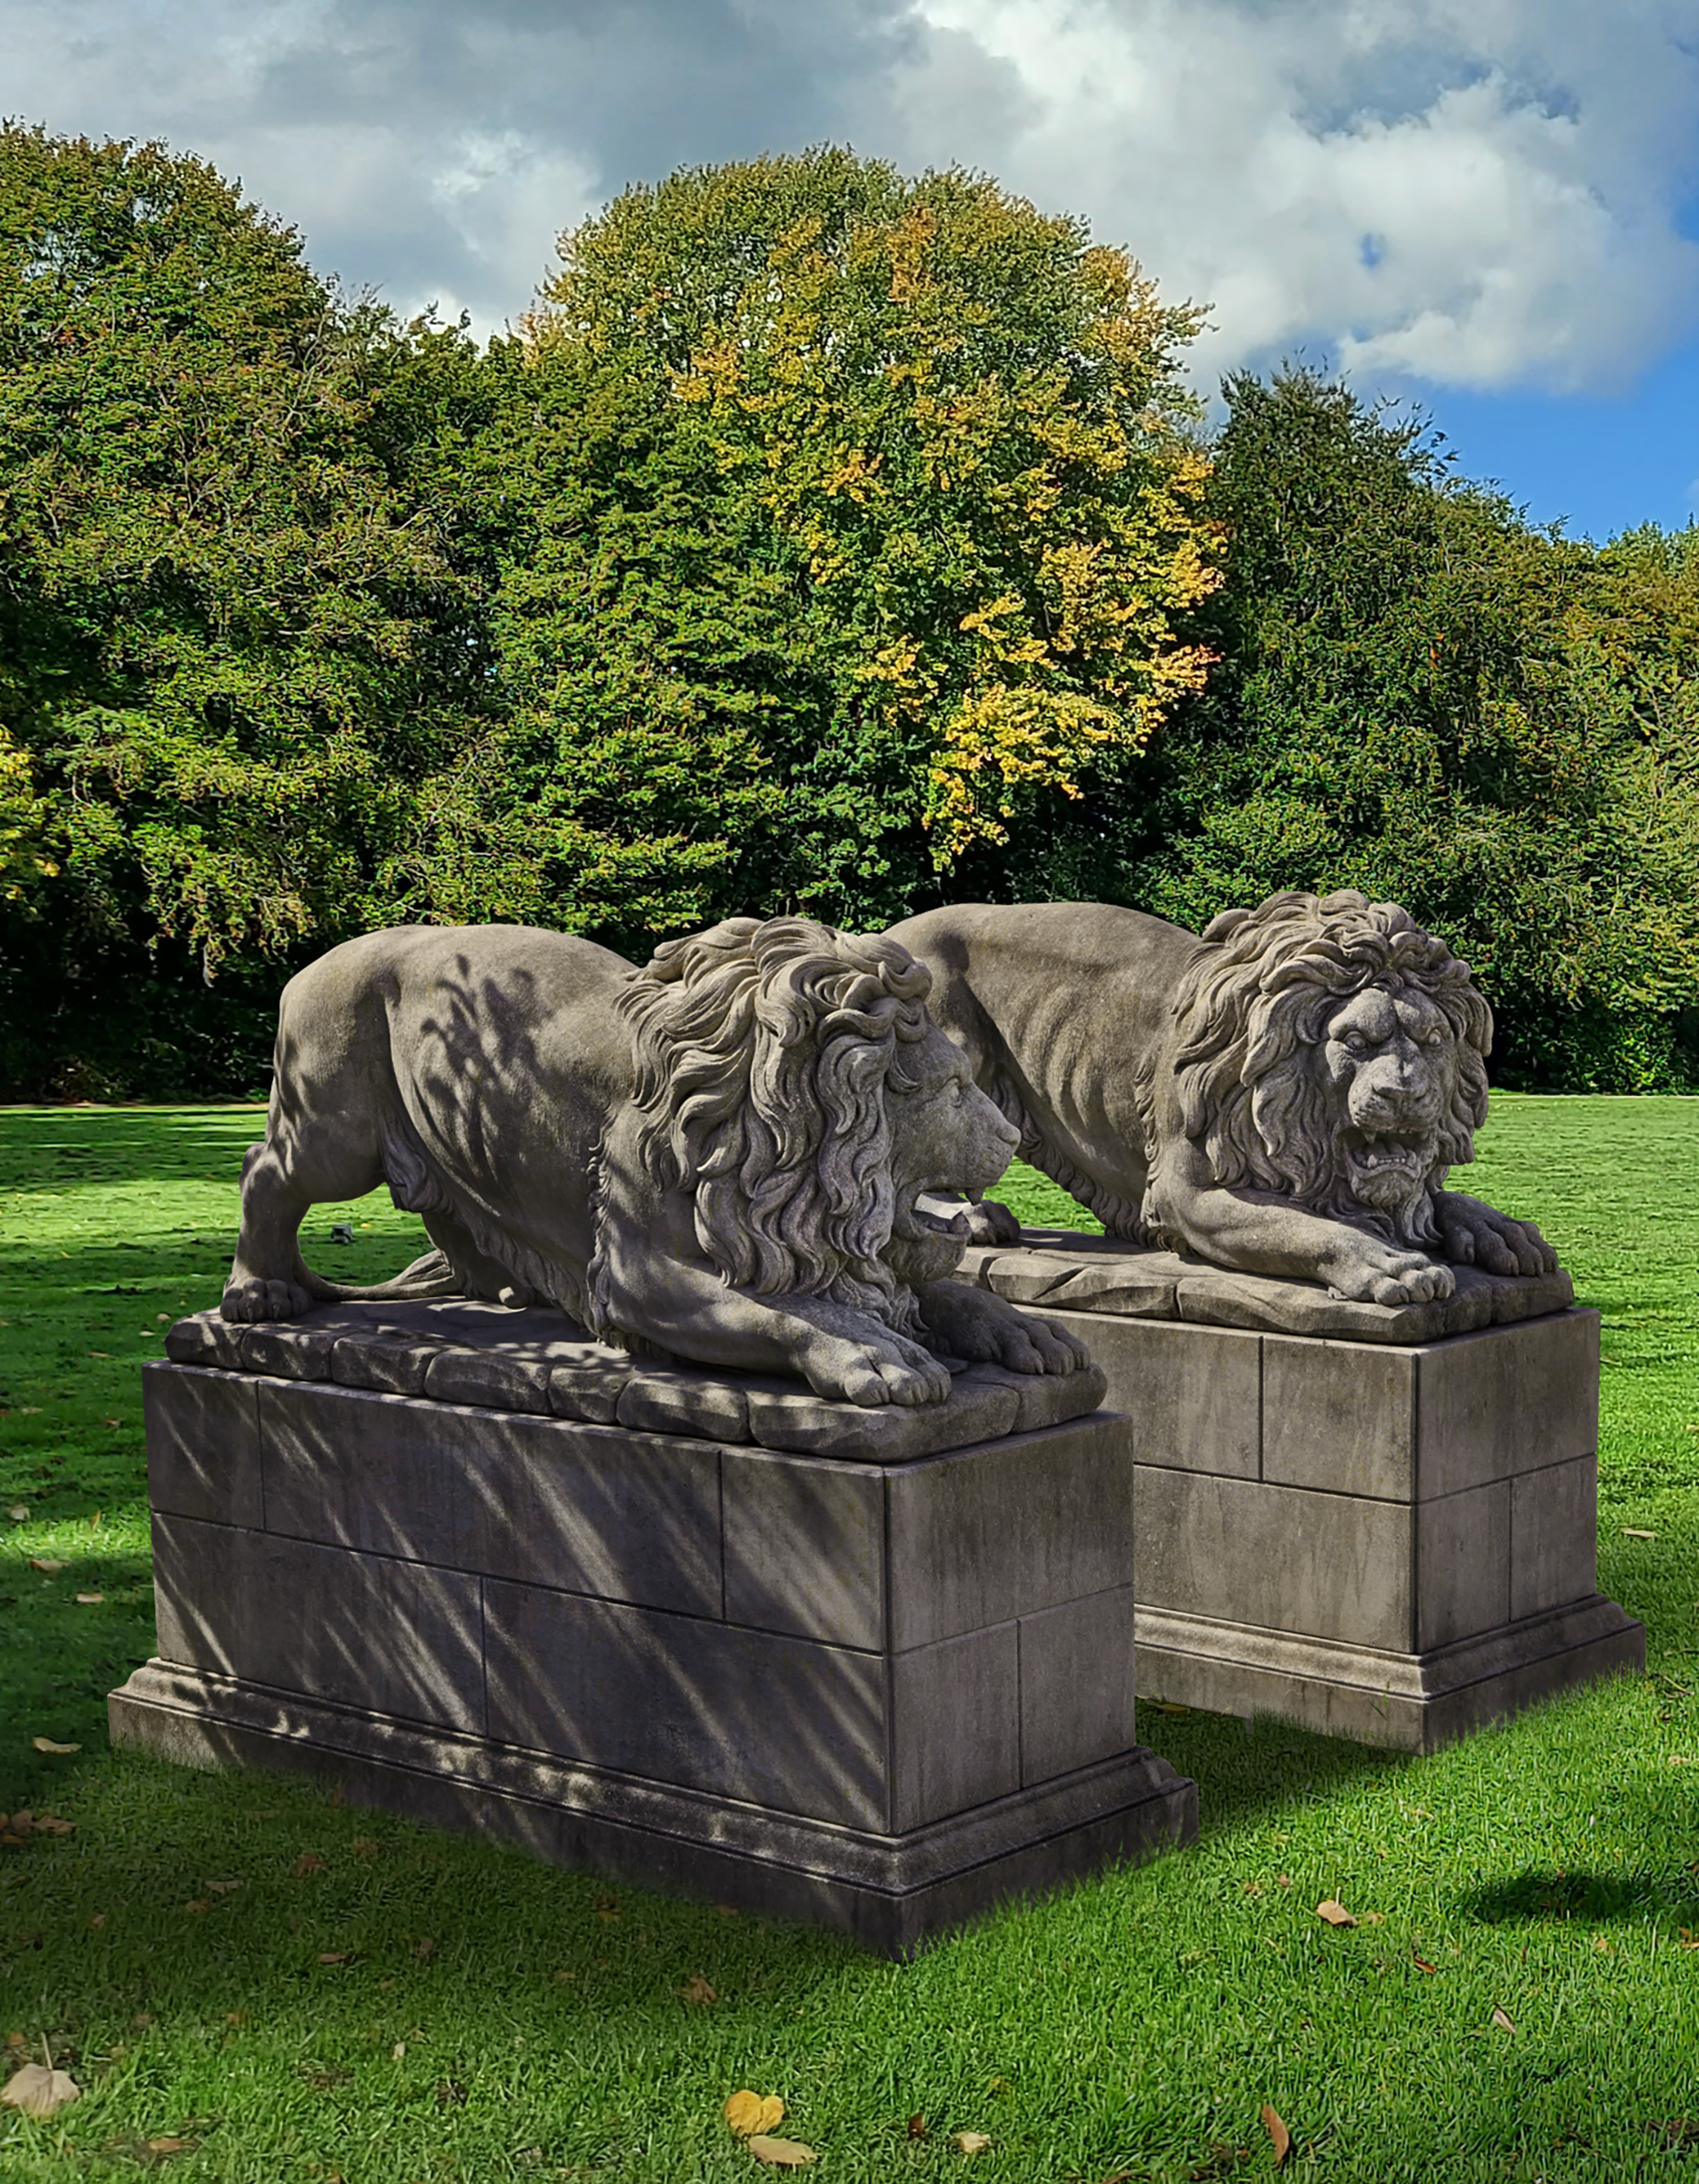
1162;890;1493;1254
1319;985;1461;1222
886;1024;1021;1283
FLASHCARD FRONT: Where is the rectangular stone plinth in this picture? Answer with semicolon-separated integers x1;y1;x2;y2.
972;1238;1644;1752
113;1357;1196;1953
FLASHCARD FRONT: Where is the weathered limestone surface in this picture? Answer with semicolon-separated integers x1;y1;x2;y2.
951;1234;1644;1751
950;1232;1577;1343
166;1297;1108;1459
114;1319;1194;1954
891;892;1562;1304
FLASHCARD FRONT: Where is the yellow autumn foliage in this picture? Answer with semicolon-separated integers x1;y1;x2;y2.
528;151;1221;875
0;726;57;900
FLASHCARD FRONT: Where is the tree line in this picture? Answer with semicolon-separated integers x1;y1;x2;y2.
3;126;1696;1098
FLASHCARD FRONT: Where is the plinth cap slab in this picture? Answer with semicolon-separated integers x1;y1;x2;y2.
951;1233;1573;1346
167;1302;1106;1461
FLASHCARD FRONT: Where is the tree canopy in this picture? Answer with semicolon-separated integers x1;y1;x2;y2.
508;150;1219;933
1133;369;1699;1088
0;126;504;1091
2;132;1697;1095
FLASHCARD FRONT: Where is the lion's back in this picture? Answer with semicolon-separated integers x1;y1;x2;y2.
277;923;637;1117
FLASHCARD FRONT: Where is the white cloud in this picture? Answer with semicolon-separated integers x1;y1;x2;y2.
2;0;1697;388
877;0;1699;393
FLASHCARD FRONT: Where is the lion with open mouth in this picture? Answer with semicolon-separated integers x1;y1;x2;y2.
221;915;1088;1405
888;889;1555;1306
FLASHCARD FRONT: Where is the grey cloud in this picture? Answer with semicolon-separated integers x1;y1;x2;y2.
2;0;927;324
3;0;1698;393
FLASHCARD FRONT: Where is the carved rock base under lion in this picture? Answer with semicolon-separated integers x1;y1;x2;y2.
110;1321;1193;1955
963;1231;1644;1752
167;1296;1107;1460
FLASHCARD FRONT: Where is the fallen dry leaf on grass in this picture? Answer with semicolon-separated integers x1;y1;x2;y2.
1413;1954;1437;1973
747;2136;816;2167
1622;1528;1657;1540
1492;2007;1516;2034
954;2130;992;2153
680;1974;716;2004
1315;1899;1356;1927
27;1559;61;1574
317;1951;353;1965
2;2062;82;2117
725;2091;785;2138
292;1852;328;1877
907;2113;927;2139
1262;2104;1290;2164
1678;1928;1699;1950
183;1899;211;1916
31;1738;79;1755
75;1592;103;1606
146;2138;193;2155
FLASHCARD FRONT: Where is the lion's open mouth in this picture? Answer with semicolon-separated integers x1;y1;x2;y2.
1341;1128;1431;1202
893;1190;973;1243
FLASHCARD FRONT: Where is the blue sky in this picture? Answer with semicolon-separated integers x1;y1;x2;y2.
3;0;1697;544
1416;342;1699;543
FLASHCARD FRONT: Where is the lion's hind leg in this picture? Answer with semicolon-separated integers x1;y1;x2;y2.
222;1115;387;1323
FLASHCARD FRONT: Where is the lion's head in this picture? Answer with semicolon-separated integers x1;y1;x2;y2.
616;917;1019;1335
1153;889;1492;1249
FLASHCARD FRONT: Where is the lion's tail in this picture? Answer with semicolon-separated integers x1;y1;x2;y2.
298;1249;466;1305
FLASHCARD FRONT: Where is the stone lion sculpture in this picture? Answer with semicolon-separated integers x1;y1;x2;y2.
222;916;1089;1404
888;890;1555;1305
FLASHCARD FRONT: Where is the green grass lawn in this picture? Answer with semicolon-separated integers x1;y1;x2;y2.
1;1098;1696;2183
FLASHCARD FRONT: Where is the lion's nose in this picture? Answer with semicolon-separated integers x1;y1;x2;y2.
1356;1064;1435;1122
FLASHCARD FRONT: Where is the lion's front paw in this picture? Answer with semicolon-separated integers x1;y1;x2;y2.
1435;1193;1559;1278
808;1335;953;1408
1324;1249;1454;1306
221;1276;313;1323
914;1282;1090;1374
974;1310;1090;1374
963;1197;1023;1246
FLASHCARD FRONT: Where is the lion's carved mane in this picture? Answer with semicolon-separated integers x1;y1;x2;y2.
594;917;937;1340
1138;889;1492;1247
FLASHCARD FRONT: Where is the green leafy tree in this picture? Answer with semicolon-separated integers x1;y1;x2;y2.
0;127;511;1092
511;149;1218;931
1134;369;1699;1089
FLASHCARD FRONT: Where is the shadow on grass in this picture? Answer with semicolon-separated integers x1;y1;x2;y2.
1461;1865;1699;1926
1139;1702;1415;1839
